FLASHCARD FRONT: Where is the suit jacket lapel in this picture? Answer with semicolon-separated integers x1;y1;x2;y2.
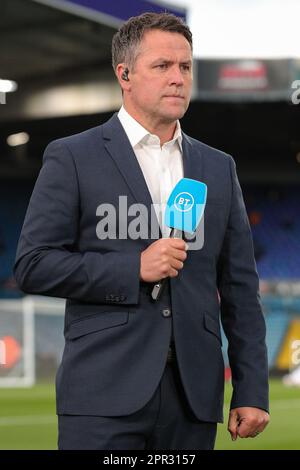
182;132;203;182
102;114;161;239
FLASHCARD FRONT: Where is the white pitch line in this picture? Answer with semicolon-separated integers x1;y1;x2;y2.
222;397;300;413
0;415;57;426
269;398;300;410
1;398;300;427
0;391;54;400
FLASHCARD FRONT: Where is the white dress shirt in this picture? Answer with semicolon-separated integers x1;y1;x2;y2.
118;106;184;237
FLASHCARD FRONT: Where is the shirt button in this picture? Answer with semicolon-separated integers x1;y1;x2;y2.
162;308;172;318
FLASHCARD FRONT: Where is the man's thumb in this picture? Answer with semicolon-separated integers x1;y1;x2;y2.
228;410;239;441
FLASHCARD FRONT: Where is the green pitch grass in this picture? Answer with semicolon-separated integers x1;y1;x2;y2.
0;379;299;450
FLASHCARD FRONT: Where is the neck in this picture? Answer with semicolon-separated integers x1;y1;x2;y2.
123;103;177;146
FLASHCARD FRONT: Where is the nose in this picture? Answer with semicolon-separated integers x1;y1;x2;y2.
169;65;184;87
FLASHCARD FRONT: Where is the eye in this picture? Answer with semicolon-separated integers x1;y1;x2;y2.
156;63;168;70
181;64;191;72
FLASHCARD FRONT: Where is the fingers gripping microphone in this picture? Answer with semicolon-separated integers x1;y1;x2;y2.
151;178;207;301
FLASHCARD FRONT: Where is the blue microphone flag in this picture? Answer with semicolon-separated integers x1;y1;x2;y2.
164;178;207;233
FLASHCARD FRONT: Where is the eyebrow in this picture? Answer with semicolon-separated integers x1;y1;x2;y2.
151;58;192;66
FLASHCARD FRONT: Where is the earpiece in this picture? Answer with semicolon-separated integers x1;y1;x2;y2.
121;68;129;81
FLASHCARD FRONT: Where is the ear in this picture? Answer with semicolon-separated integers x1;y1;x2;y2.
116;64;131;92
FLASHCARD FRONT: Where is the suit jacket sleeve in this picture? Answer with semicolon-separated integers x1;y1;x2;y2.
14;140;140;304
217;155;269;412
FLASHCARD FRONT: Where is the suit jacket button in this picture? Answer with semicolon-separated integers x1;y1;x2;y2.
162;308;171;318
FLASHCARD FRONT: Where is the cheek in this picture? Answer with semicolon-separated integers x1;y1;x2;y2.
185;77;193;92
134;80;161;104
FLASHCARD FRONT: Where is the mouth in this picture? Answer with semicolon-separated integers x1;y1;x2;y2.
164;95;185;100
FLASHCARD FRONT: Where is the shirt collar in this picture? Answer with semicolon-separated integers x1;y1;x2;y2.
118;105;182;151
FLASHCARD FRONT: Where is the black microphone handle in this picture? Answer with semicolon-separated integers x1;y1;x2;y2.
151;228;178;301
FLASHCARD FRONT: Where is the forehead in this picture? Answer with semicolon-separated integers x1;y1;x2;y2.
137;29;192;60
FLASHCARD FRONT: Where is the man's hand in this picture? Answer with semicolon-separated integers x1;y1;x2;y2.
228;407;269;441
140;238;188;282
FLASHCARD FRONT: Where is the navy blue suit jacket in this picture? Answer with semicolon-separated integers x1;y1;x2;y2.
14;113;269;422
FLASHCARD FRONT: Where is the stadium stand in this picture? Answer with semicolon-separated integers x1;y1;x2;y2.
245;185;300;279
0;181;32;298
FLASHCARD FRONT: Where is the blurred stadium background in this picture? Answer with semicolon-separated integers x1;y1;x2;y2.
1;0;300;449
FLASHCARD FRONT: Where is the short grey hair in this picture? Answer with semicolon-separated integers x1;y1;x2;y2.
112;12;193;72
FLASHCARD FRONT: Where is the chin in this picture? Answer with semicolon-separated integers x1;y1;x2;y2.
163;109;186;122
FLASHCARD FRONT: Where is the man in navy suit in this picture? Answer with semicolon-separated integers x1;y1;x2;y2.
14;12;269;449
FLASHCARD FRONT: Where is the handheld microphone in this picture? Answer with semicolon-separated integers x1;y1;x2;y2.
151;178;207;301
